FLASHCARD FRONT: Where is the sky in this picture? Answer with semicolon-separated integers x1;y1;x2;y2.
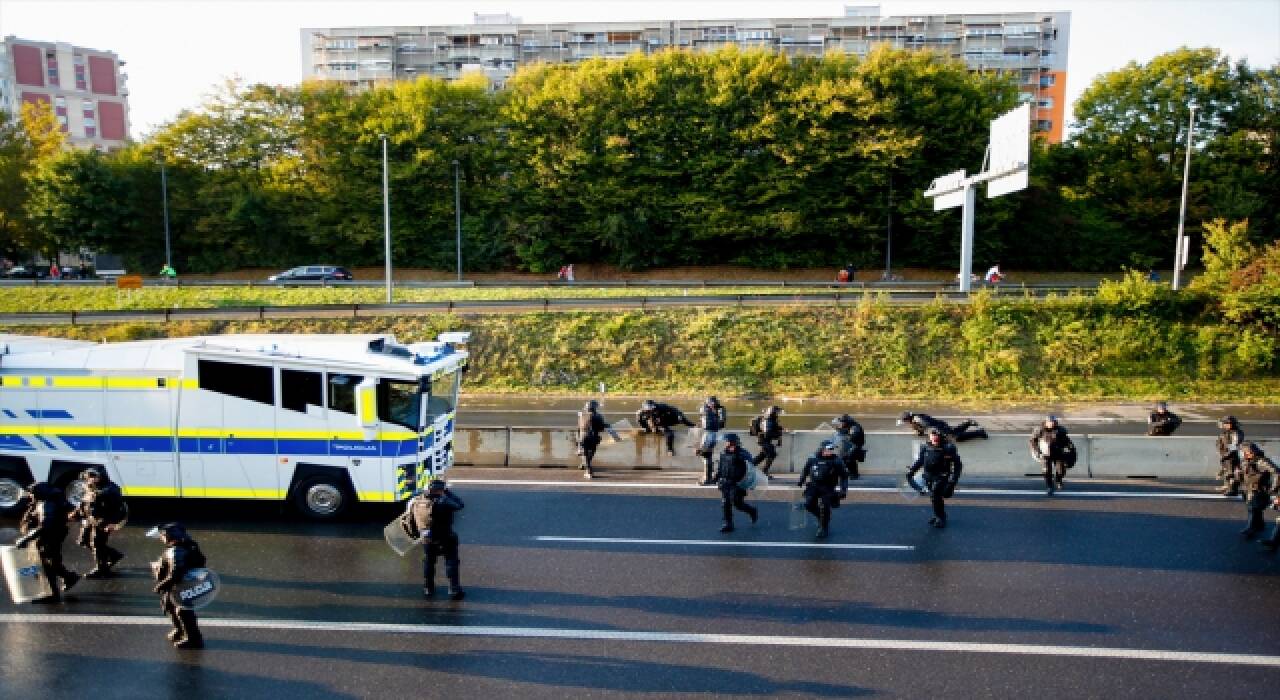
1;0;1277;138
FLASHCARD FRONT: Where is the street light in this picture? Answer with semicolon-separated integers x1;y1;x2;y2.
160;161;171;270
452;159;462;281
1172;105;1196;291
380;134;392;303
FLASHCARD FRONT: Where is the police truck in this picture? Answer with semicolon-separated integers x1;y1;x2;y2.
0;332;468;519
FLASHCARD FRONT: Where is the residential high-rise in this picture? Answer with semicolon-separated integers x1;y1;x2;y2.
1;35;131;150
302;8;1070;142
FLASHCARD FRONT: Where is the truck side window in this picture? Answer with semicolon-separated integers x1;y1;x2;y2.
328;373;363;415
281;369;323;413
198;359;274;405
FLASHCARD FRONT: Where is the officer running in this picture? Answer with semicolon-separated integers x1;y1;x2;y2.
577;400;620;479
1216;416;1245;497
697;396;728;485
14;482;79;603
1238;443;1277;541
151;522;206;649
750;405;785;479
636;399;695;456
906;428;964;528
712;433;758;533
797;440;849;538
1030;415;1075;495
831;414;866;479
899;410;988;442
73;466;127;578
1249;443;1280;552
1146;402;1182;436
405;478;466;600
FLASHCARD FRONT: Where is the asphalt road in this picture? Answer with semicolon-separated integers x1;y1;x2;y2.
2;474;1279;698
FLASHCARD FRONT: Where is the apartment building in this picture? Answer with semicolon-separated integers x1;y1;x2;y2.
301;7;1070;142
0;36;131;150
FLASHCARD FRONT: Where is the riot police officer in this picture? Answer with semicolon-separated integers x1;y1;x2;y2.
73;466;127;578
1254;444;1280;551
1238;443;1276;540
1146;402;1182;436
906;428;964;528
151;522;206;649
1030;415;1075;495
831;414;866;479
751;406;785;478
697;396;728;485
712;433;757;533
577;400;620;479
405;478;466;600
636;399;695;456
1216;416;1245;497
899;410;988;442
797;440;849;538
14;482;79;603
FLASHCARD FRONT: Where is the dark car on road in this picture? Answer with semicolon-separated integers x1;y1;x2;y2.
5;265;50;279
267;265;354;283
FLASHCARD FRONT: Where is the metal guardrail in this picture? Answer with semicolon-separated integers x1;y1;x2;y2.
0;287;1095;326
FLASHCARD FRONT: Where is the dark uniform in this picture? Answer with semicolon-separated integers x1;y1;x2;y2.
406;480;466;600
900;411;987;442
636;400;694;455
1238;444;1276;540
73;468;127;578
751;406;785;477
797;441;849;538
697;397;728;485
14;482;79;602
1146;403;1182;436
1215;416;1245;497
1030;417;1075;495
712;434;757;533
906;430;964;528
832;414;866;479
152;523;207;649
576;400;618;479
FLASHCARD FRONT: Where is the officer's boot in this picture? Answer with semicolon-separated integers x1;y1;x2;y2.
701;459;714;486
1044;469;1055;496
446;561;465;601
175;610;204;649
167;611;184;642
815;507;830;538
848;461;860;480
424;558;437;597
745;502;758;525
720;502;734;533
1261;520;1280;551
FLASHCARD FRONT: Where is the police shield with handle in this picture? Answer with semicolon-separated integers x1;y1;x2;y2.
1029;415;1076;496
1;538;53;604
906;428;964;529
403;478;466;601
797;440;849;539
149;522;211;649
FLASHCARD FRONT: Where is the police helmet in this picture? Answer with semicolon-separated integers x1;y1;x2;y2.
81;466;105;481
766;405;781;416
837;413;854;427
819;440;836;453
1155;401;1168;412
1243;442;1263;456
428;478;447;491
147;522;188;541
1045;414;1059;426
585;400;600;412
642;400;656;411
1220;415;1237;426
926;427;943;439
722;433;741;447
706;395;719;405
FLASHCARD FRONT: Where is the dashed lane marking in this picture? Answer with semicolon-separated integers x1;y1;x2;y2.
2;614;1279;668
531;536;914;550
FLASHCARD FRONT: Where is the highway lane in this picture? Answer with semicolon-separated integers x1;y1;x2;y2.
1;478;1278;698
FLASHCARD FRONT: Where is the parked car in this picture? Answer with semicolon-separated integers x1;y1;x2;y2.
267;265;354;282
6;265;50;279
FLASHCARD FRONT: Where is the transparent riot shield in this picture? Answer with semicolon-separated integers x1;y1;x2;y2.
1;544;53;604
750;467;769;492
384;515;423;557
898;477;924;502
175;568;221;610
684;429;720;454
608;419;635;443
789;491;812;530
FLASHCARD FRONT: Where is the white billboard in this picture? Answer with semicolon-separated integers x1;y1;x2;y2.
987;103;1030;198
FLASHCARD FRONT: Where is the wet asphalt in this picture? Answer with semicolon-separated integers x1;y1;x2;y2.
1;473;1279;698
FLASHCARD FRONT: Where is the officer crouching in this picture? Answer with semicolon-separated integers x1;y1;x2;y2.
406;479;466;600
151;522;207;649
906;428;964;528
797;440;849;538
713;434;758;533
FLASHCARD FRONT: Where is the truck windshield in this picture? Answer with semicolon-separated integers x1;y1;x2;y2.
378;379;423;430
425;371;459;424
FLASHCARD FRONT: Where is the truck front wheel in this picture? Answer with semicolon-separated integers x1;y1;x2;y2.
294;476;350;520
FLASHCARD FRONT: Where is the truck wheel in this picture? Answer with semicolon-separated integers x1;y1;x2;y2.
294;476;349;520
0;473;27;517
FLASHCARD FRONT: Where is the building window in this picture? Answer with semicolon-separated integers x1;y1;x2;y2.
1037;97;1054;109
198;359;275;405
85;126;96;138
46;52;59;83
1035;119;1053;132
1039;74;1056;87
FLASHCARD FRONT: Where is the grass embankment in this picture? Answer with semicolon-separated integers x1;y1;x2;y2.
5;292;1276;403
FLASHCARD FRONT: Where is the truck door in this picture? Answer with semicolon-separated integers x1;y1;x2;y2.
327;373;384;501
106;378;180;498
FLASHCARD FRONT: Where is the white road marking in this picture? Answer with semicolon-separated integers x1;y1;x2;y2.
449;479;1227;500
532;536;913;551
3;613;1279;668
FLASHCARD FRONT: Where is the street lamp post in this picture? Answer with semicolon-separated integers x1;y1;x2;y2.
380;134;392;303
1172;105;1196;291
453;160;462;282
160;161;171;269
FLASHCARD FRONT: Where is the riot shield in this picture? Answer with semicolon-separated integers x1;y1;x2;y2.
748;468;769;492
384;515;422;557
1;544;53;604
898;477;924;502
608;419;635;443
789;491;812;531
685;429;719;453
175;568;221;610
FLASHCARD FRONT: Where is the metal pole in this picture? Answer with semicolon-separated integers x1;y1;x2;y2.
381;134;392;303
884;174;893;279
453;159;462;282
1172;105;1196;291
160;162;171;267
958;184;976;293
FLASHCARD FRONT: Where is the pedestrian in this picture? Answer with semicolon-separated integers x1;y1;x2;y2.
13;482;79;603
150;522;206;649
712;433;757;533
1216;416;1245;497
831;414;867;479
906;428;964;529
566;263;575;282
1146;401;1182;436
836;263;855;284
899;410;987;442
73;466;127;578
697;396;728;485
405;478;466;600
636;399;695;456
160;263;177;279
576;399;620;479
984;263;1003;283
1030;415;1075;495
749;405;784;479
797;440;849;538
